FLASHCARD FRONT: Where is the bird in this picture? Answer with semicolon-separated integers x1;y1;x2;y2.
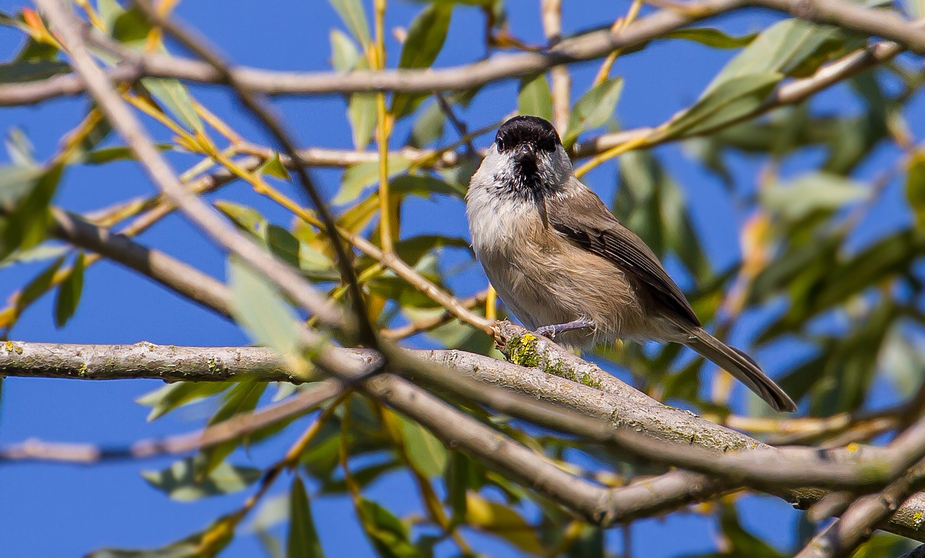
465;115;797;412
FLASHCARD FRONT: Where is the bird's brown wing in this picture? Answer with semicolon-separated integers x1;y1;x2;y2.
548;184;701;327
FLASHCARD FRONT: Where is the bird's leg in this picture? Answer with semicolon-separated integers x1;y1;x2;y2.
534;319;594;339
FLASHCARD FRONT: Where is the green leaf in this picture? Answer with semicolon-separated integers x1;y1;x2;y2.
330;29;361;72
390;174;466;199
907;153;925;229
0;59;69;83
563;78;623;146
140;77;204;133
54;251;84;328
703;19;838;95
136;382;232;421
663;28;756;49
398;4;452;70
761;172;868;221
215;200;267;235
396;413;447;478
80;144;171;165
142;457;262;501
228;257;301;360
348;93;377;150
465;492;544;555
328;0;370;46
0;163;63;261
518;73;553;122
334;156;413;205
0;164;44;206
287;476;325;558
111;7;152;44
16;256;64;316
407;101;446;148
357;497;420;558
197;379;269;476
660;72;781;140
390;3;452;119
89;515;235;557
5;127;34;166
257;153;291;181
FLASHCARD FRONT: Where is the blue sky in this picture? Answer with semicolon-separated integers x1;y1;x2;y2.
0;0;918;556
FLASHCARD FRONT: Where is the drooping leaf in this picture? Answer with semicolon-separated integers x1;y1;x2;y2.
356;497;419;558
54;251;84;328
662;28;756;49
465;492;544;555
287;476;325;558
0;163;63;261
395;413;447;478
518;73;553;122
334;156;413;205
328;0;371;46
136;381;232;421
348;93;377;150
15;255;64;317
563;78;623;146
761;172;868;222
142;457;262;501
227;257;301;361
391;3;453;119
140;77;204;133
330;29;361;72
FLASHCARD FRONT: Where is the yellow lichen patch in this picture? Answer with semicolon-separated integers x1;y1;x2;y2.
508;334;541;369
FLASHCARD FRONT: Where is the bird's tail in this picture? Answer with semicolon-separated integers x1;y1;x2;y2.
684;328;797;413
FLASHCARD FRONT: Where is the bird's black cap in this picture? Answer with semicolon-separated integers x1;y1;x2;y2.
495;116;561;154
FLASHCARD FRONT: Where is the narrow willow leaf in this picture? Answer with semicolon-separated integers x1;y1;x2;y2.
80;144;171;165
140;77;204;133
396;413;447;478
142;457;262;501
136;381;232;421
5;127;34;166
227;257;301;360
334;156;413;205
214;200;267;235
704;19;838;95
330;29;360;72
563;77;623;146
257;153;291;181
348;93;377;150
390;174;466;199
16;256;64;315
287;476;325;558
407;100;446;148
391;3;453;119
663;28;756;49
761;172;868;221
465;492;544;554
356;497;419;558
906;153;925;229
660;72;781;140
518;74;553;122
197;380;268;477
0;59;69;83
54;251;84;328
328;0;370;46
0;163;63;261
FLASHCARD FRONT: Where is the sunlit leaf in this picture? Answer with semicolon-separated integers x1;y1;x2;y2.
663;28;756;49
465;492;544;555
328;0;370;46
140;77;204;133
334;156;413;205
287;476;325;558
330;29;361;72
136;381;232;421
563;78;623;146
357;497;419;558
761;172;868;221
142;457;262;501
395;413;447;478
518;73;553;122
0;163;63;261
228;257;301;360
54;251;84;328
391;3;453;119
349;93;377;150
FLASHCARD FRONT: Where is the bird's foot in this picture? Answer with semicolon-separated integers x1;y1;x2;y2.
534;319;594;339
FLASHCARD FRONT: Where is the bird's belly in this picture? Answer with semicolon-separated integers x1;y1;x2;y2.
475;227;649;347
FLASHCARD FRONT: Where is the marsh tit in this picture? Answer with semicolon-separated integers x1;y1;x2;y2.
466;115;796;412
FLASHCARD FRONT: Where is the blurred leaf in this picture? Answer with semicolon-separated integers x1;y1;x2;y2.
140;77;204;133
198;379;269;476
661;72;781;139
566;525;604;558
407;101;445;148
704;19;837;94
136;382;232;421
686;504;785;557
349;93;378;150
5;127;34;166
0;163;63;261
257;153;291;181
390;174;466;199
465;492;544;555
215;200;267;235
80;144;171;165
334;156;413;205
395;413;447;477
54;251;84;328
563;78;623;147
111;7;151;43
329;0;371;46
518;73;553;122
142;457;261;501
761;172;867;222
357;497;419;558
228;257;301;360
391;3;453;118
15;255;64;318
0;243;68;269
90;516;236;557
330;29;361;72
907;153;925;229
287;476;325;558
0;59;69;83
663;28;756;49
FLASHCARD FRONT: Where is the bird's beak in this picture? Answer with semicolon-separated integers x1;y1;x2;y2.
514;144;536;164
